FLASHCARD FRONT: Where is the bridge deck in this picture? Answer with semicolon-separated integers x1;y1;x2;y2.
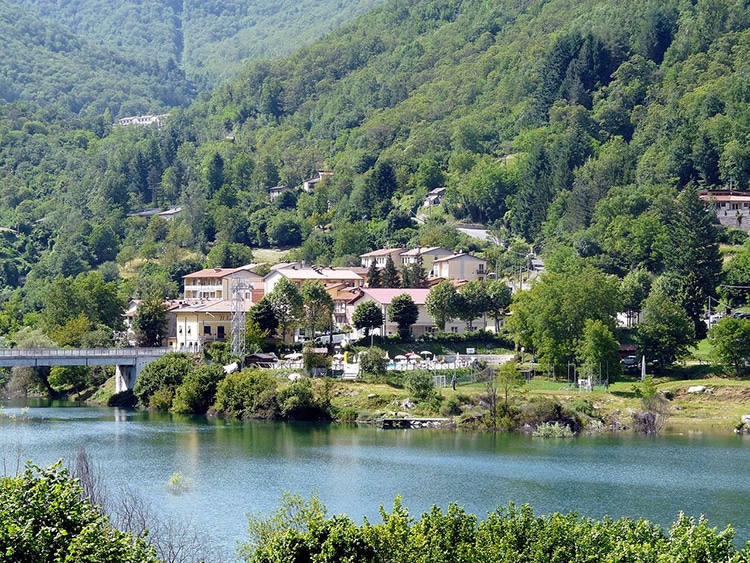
0;347;169;367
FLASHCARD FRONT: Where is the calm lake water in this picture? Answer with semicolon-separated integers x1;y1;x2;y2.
2;400;750;560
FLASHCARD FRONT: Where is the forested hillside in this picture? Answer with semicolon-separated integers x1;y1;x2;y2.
1;0;750;370
6;0;383;96
0;0;193;115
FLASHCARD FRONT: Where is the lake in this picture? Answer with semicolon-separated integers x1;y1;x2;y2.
2;399;750;561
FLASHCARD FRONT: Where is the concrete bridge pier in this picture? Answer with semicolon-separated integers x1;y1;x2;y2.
115;357;152;394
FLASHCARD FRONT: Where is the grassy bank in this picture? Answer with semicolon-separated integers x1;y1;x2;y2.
324;372;750;434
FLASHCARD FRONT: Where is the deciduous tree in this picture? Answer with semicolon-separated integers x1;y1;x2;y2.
425;280;459;331
352;300;383;339
388;294;419;340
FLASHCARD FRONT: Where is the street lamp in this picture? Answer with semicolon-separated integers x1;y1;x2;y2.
520;346;525;364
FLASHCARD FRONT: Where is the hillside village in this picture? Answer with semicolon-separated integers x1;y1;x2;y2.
125;244;532;355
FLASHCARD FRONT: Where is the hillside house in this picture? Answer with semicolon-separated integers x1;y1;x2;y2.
360;248;406;269
432;253;488;282
268;185;294;202
347;288;471;339
302;170;334;192
264;265;364;294
399;247;454;278
423;187;446;207
183;267;262;301
699;189;750;230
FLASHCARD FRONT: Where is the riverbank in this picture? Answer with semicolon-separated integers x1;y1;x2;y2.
60;365;750;435
323;373;750;434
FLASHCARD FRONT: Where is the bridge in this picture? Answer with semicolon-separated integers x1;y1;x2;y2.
0;347;170;393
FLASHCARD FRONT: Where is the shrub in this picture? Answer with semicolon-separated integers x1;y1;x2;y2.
532;422;574;438
337;407;358;422
212;369;278;419
439;397;462;417
172;364;225;414
405;370;437;402
133;353;194;407
148;387;174;411
0;462;158;562
277;379;331;420
359;346;388;375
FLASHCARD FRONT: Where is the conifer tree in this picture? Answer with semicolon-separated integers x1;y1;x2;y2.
381;254;400;288
367;260;381;288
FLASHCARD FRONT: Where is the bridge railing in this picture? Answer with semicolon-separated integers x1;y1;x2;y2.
0;347;170;358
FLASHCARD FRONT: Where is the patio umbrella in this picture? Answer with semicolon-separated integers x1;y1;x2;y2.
394;355;407;360
333;353;344;359
284;352;303;360
420;350;433;356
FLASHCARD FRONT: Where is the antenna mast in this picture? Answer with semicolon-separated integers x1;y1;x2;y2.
231;279;250;358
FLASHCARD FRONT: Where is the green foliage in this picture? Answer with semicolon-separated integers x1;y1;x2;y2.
212;368;279;418
404;370;437;403
425;280;459;331
241;496;744;563
508;268;621;370
277;378;332;420
353;300;384;337
709;317;750;377
300;280;334;339
359;346;388;375
636;285;695;368
171;363;225;414
133;352;194;408
0;462;157;562
132;295;169;347
388;293;419;340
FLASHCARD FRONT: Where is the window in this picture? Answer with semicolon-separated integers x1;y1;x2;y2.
204;325;211;335
218;326;225;338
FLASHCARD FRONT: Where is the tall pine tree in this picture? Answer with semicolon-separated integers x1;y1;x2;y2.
663;188;722;339
381;254;401;288
367;260;381;288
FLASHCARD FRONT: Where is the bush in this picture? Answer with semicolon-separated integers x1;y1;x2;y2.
405;370;437;402
240;497;742;563
212;369;278;419
172;364;225;414
532;422;574;438
336;407;358;422
133;353;194;407
359;346;388;375
0;462;158;562
148;387;174;411
439;396;462;417
277;379;331;421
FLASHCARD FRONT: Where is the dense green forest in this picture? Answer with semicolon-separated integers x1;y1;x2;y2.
3;0;750;380
3;0;383;102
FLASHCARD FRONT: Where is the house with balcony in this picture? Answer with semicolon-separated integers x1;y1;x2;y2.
302;170;334;192
183;266;263;301
432;253;488;282
171;298;258;353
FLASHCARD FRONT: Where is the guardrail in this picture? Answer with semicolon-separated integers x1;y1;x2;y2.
0;347;170;358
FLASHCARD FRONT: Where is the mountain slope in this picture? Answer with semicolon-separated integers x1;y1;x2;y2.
0;0;193;115
7;0;384;93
